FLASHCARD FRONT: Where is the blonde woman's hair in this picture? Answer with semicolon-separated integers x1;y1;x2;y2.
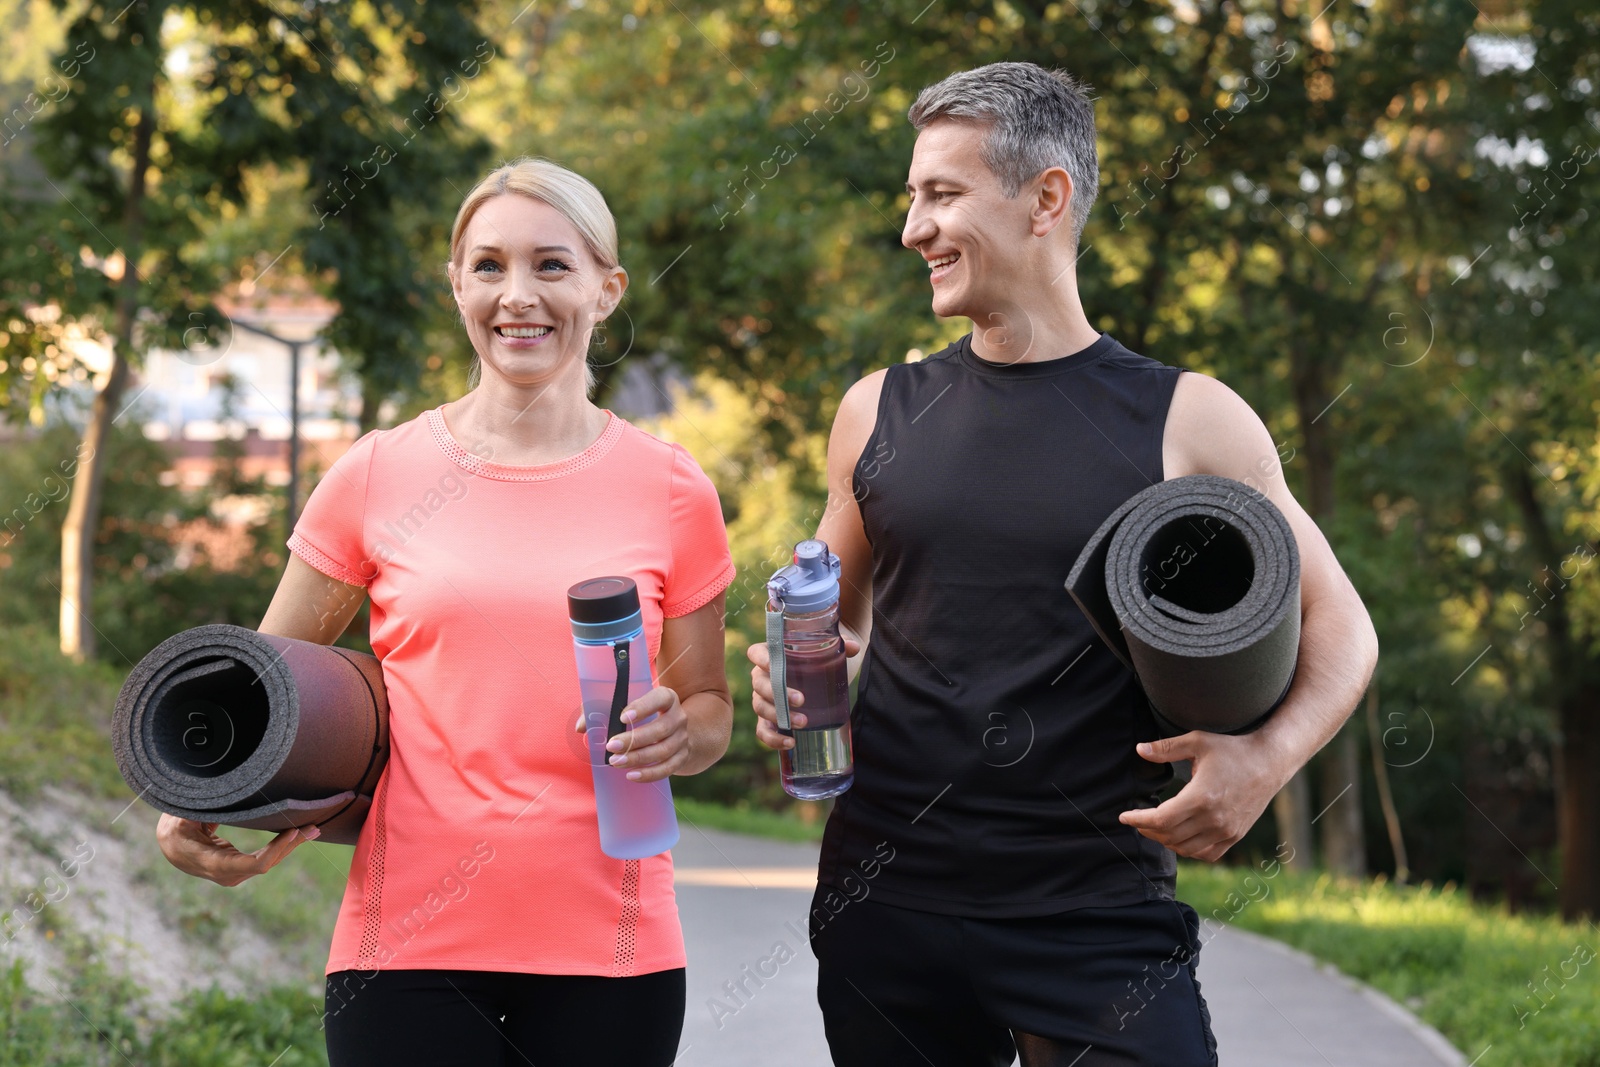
448;157;622;393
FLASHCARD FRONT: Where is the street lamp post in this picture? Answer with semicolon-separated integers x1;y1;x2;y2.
229;319;321;542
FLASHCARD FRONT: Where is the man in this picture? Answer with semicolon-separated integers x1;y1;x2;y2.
747;62;1378;1067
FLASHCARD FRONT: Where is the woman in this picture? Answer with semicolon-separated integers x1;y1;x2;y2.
156;157;736;1066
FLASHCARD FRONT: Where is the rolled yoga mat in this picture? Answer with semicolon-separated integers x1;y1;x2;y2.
1065;474;1301;735
112;624;389;846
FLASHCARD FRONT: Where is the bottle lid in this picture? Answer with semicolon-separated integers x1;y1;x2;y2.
568;576;641;628
767;539;841;613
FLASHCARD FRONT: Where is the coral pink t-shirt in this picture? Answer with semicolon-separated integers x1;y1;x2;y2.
286;404;735;977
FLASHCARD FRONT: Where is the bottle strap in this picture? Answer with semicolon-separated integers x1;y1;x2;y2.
765;609;792;733
608;639;631;740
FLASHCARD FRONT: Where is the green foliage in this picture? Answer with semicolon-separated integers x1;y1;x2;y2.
675;795;828;842
0;957;330;1067
0;621;124;799
143;986;329;1067
0;0;493;422
0;960;63;1067
1180;863;1600;1066
0;416;286;666
638;373;831;809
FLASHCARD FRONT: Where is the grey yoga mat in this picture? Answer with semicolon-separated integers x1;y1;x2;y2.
1065;474;1301;735
112;624;388;846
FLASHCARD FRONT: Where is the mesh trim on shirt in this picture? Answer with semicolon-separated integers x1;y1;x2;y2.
287;531;370;588
610;860;642;977
663;559;737;618
425;407;625;482
354;776;390;968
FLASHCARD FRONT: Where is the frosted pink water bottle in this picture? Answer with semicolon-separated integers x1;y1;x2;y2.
569;576;679;858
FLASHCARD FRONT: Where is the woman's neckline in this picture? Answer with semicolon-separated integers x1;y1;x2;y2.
426;403;625;482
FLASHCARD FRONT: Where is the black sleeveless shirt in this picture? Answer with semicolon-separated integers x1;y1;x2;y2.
815;329;1187;917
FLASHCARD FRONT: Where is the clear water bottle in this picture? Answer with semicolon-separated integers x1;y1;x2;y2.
767;540;854;800
568;576;679;859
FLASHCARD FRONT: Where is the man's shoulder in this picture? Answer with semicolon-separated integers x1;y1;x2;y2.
858;334;969;381
1167;367;1240;413
835;367;892;438
1096;334;1185;375
919;332;969;365
857;335;968;395
1163;370;1275;480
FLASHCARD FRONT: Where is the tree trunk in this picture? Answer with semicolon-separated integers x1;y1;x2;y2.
1272;774;1314;871
1365;685;1409;884
1506;464;1599;920
1319;728;1367;877
59;100;154;661
1284;338;1367;872
358;376;385;436
1557;680;1600;921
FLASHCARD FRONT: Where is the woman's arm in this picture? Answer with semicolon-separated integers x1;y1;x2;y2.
598;593;732;781
259;554;369;644
156;556;369;885
747;370;879;749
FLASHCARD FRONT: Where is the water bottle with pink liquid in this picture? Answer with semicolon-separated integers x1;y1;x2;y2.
767;540;854;800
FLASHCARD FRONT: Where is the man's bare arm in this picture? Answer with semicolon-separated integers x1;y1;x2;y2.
1119;371;1379;861
815;368;887;679
748;368;885;749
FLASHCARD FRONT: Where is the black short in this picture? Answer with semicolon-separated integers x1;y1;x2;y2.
808;887;1217;1067
322;967;685;1067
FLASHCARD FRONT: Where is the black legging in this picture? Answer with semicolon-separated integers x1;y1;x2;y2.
323;967;686;1067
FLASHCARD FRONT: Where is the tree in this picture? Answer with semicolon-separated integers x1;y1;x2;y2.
760;0;1480;872
1;0;489;659
460;0;1506;875
1416;0;1600;920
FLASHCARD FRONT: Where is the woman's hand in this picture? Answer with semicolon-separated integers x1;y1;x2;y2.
747;633;862;751
572;686;691;783
156;813;318;887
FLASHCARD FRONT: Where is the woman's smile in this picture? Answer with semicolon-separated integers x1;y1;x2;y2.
493;323;556;347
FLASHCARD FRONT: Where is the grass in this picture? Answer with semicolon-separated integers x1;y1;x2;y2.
0;624;327;1064
0;621;352;986
674;795;829;842
1179;862;1600;1067
0;909;332;1067
127;822;351;984
0;624;127;801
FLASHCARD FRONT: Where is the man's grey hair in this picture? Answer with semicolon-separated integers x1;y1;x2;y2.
908;62;1099;247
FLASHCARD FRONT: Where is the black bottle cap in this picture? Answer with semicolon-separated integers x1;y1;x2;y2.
567;576;641;624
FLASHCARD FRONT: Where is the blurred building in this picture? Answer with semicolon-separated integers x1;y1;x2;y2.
129;289;687;487
129;286;364;492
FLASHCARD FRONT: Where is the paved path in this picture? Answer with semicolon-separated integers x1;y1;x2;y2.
671;821;1464;1067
